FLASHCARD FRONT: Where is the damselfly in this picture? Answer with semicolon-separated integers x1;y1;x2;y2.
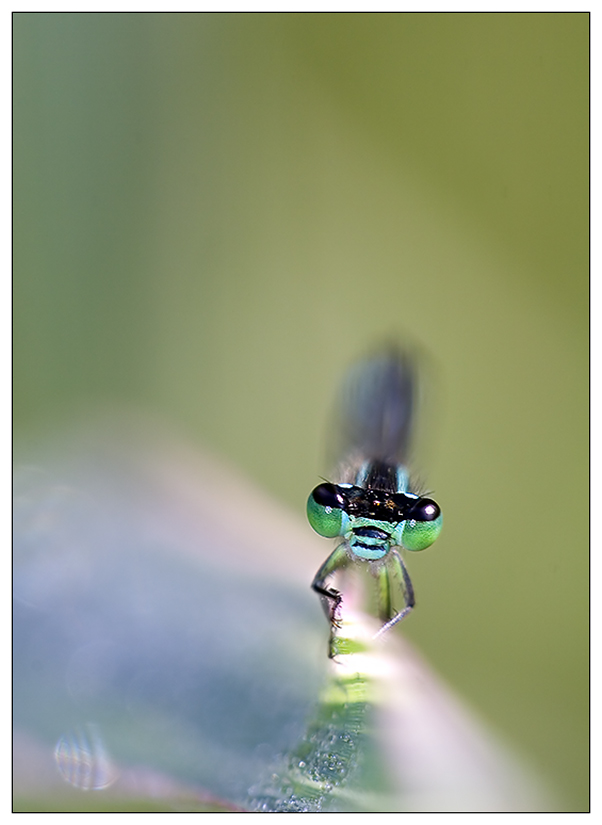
307;350;442;656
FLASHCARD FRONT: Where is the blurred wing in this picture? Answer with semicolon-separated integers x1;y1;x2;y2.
330;348;417;480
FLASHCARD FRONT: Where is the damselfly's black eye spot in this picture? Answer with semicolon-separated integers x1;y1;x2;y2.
408;498;440;522
307;483;350;538
311;483;347;510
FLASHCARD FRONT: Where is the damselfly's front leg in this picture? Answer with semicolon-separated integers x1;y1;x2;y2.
311;544;349;657
374;548;415;639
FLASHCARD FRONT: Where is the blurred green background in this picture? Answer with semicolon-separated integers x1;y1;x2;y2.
13;12;588;811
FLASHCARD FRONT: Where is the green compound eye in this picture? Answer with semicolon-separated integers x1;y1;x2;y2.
400;498;442;551
307;483;350;538
401;514;442;550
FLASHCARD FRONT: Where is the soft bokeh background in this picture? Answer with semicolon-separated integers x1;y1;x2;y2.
13;12;588;810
